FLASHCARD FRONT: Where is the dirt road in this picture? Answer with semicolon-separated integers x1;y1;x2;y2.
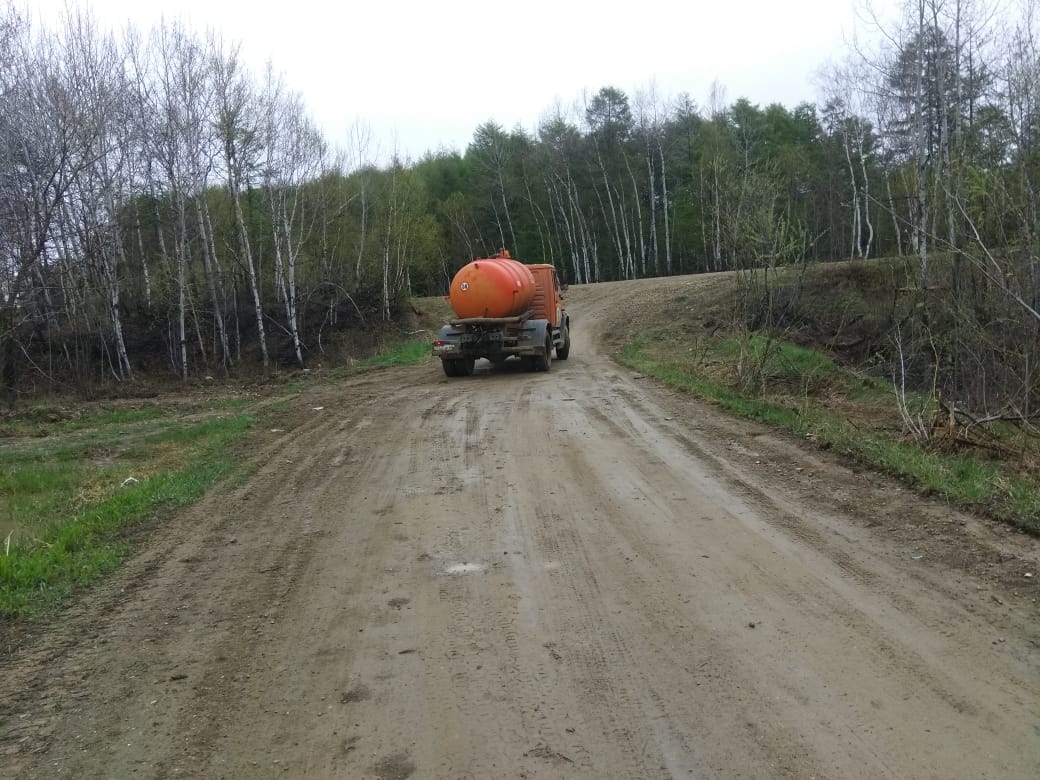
3;277;1039;779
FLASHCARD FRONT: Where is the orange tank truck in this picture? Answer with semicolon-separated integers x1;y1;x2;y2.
448;256;536;319
432;250;571;377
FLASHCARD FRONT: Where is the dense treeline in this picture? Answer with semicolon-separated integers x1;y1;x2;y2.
0;5;442;390
1;1;1038;402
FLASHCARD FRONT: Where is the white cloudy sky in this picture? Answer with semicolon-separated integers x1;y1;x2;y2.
31;0;901;161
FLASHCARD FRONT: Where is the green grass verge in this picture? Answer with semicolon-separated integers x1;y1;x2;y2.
273;340;432;396
620;339;1040;534
714;334;840;379
0;413;253;620
362;340;431;367
0;404;173;438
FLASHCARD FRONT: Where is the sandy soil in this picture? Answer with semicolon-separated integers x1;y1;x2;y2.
2;275;1039;779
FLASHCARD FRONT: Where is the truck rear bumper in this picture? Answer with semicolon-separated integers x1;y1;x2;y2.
433;342;543;359
432;342;461;356
433;318;551;362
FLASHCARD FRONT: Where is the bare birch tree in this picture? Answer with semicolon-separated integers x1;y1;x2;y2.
212;40;268;367
262;68;324;367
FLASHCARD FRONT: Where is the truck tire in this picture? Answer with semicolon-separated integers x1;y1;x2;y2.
535;337;553;371
556;326;571;360
443;359;474;377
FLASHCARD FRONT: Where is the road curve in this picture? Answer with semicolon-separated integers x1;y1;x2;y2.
3;277;1039;779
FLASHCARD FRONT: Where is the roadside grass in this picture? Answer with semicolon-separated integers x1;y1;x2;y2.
275;332;436;395
0;308;440;623
714;334;840;379
273;341;431;396
0;412;253;620
361;339;431;367
0;404;171;438
620;337;1040;534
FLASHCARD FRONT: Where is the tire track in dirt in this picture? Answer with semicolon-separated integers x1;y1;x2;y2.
606;372;1040;704
563;356;1036;776
544;391;828;777
1;375;426;777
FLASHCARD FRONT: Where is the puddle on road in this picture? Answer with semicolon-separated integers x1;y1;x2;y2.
443;562;486;574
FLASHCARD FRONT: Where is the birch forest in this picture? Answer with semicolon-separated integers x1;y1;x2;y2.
2;0;1038;394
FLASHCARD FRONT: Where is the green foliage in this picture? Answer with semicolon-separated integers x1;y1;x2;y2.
362;341;431;367
0;413;253;619
620;338;802;428
714;335;838;379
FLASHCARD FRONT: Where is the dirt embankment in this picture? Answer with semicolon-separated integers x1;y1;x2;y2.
2;274;1038;779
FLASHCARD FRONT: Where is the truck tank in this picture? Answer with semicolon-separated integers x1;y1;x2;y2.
448;255;536;319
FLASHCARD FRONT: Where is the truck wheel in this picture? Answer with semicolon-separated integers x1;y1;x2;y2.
443;358;475;377
556;327;571;360
443;359;472;377
535;337;553;371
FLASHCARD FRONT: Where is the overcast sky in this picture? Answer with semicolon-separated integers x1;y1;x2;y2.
32;0;901;162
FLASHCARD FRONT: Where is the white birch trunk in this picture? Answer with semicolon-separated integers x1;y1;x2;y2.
646;150;659;275
202;197;232;369
175;192;189;379
858;131;874;257
886;174;903;256
227;153;268;366
845;132;862;259
132;199;152;310
658;141;672;274
623;151;646;277
915;0;930;287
